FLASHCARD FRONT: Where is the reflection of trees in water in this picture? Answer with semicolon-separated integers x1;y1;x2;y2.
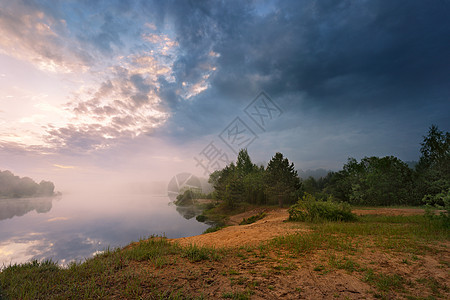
0;197;55;221
175;205;203;220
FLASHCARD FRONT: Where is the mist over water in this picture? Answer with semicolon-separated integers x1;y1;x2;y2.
0;191;209;267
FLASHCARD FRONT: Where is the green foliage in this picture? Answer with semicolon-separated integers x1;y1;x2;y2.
415;125;450;205
424;188;450;228
209;150;301;208
208;126;448;208
239;212;266;225
196;214;207;222
288;193;357;222
265;152;301;207
325;156;417;206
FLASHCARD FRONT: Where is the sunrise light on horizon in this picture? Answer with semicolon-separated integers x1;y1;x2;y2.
1;0;449;190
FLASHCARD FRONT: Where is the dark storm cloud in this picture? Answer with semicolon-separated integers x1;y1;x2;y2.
146;0;449;151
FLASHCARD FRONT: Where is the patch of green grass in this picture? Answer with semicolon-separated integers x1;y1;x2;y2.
313;264;325;272
181;244;222;262
271;230;356;255
297;215;450;254
363;268;404;292
222;290;253;299
272;262;297;271
328;255;360;272
416;277;449;296
0;236;226;299
240;212;266;225
123;237;177;262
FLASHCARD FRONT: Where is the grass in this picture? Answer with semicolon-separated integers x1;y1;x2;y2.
271;214;449;259
0;210;448;299
0;237;224;299
363;268;404;292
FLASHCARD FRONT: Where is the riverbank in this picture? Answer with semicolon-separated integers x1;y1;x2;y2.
0;207;448;299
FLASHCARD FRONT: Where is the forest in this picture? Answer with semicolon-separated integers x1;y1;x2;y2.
208;125;449;210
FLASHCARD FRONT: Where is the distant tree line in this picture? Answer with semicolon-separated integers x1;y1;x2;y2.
209;125;449;207
0;170;56;198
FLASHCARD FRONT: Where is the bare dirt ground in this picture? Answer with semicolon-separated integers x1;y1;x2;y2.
175;208;309;248
175;207;427;248
138;208;449;299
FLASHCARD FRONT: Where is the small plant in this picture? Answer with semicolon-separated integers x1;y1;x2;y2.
222;290;252;299
288;193;357;222
239;212;266;225
181;244;221;262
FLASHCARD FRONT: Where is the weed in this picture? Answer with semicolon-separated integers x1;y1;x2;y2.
181;244;221;262
222;290;252;299
313;264;325;272
363;268;404;292
328;255;360;272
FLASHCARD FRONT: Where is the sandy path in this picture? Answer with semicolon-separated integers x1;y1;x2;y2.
174;208;308;248
172;207;428;248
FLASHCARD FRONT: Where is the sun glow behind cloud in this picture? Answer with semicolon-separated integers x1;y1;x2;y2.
0;2;217;154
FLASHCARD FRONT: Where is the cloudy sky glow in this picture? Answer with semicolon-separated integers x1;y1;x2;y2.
0;0;449;190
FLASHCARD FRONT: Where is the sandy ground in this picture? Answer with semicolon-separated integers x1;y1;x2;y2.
175;208;308;248
174;207;427;248
150;208;449;299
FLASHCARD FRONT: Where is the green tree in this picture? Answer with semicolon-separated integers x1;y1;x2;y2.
265;152;301;207
243;165;267;204
415;125;450;202
326;156;416;205
236;148;257;176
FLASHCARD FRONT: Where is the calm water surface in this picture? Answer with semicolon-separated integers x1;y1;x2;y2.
0;193;209;266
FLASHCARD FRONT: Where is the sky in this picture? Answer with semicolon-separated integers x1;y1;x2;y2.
0;0;449;192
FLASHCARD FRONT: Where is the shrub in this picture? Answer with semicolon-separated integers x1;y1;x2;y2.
288;193;357;222
196;214;207;222
424;188;450;228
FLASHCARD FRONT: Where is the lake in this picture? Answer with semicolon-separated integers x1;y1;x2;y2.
0;193;210;267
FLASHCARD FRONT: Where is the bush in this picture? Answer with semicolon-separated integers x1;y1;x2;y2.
196;214;207;222
288;193;357;222
424;189;450;228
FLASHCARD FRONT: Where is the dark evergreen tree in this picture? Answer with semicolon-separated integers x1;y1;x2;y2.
265;152;301;207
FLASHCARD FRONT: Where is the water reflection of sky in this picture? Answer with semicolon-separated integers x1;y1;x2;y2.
0;194;209;266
